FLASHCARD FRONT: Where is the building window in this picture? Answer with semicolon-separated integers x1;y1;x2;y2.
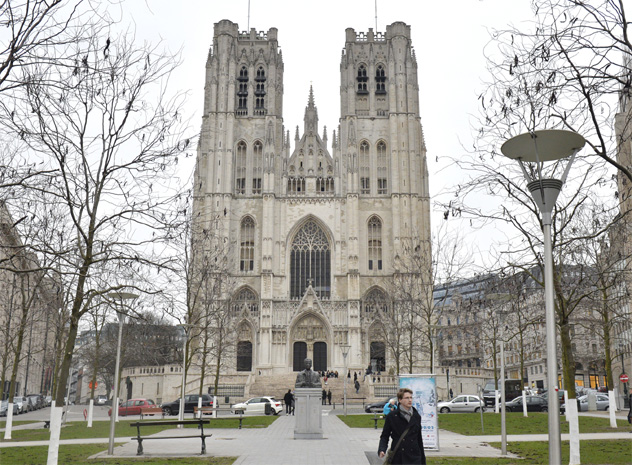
254;66;266;115
287;177;306;194
363;288;389;313
240;216;255;271
375;64;386;94
237;66;248;113
235;141;247;194
232;287;259;315
252;141;262;194
360;140;370;194
377;141;388;194
290;220;330;299
368;216;382;270
377;178;388;194
357;64;368;93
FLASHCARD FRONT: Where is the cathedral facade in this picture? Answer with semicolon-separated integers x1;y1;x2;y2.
192;20;431;376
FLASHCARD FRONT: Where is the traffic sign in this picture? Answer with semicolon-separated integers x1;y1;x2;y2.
620;373;629;383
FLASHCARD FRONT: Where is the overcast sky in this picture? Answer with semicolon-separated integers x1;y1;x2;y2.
114;0;549;265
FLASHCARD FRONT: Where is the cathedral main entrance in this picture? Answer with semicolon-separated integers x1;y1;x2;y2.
291;313;329;371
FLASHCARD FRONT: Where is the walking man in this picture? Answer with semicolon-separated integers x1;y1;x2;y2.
283;389;293;415
327;389;332;405
322;388;327;405
354;379;360;394
378;388;426;464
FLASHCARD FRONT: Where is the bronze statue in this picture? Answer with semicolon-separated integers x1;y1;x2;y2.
295;358;321;388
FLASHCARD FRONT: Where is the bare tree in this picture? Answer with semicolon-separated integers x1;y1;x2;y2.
477;0;632;181
0;24;190;404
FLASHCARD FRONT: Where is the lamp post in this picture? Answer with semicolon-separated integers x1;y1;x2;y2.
107;291;139;456
501;129;585;465
340;344;351;416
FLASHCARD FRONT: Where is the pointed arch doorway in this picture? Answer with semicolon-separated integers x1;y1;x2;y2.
291;313;329;372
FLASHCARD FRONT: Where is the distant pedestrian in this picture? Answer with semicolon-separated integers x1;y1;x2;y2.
355;379;360;394
327;389;332;405
283;389;293;415
322;388;327;405
449;388;453;399
348;371;351;379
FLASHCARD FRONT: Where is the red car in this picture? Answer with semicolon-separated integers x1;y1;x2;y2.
108;398;156;417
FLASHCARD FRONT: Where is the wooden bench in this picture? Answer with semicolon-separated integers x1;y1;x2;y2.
139;406;165;419
373;413;385;429
43;420;50;428
129;419;211;456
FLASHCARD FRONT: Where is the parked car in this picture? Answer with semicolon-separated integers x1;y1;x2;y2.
232;396;282;415
108;398;156;417
95;395;108;405
26;394;44;410
44;396;52;407
437;395;485;413
504;395;548;412
365;397;396;414
161;394;213;416
561;394;610;414
12;396;29;414
0;400;19;416
540;389;566;403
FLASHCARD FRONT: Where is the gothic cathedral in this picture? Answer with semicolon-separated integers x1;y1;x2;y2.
192;20;431;376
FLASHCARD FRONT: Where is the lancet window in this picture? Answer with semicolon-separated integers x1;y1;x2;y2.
357;64;368;93
252;141;262;194
237;66;248;114
368;216;382;270
375;64;386;94
239;216;255;271
290;221;331;299
235;141;247;194
360;140;370;195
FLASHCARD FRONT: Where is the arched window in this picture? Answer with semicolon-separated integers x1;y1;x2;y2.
232;287;259;315
363;288;389;314
368;216;382;270
376;141;388;195
237;66;248;113
375;64;386;94
360;140;370;194
255;66;266;114
240;217;255;271
290;221;330;298
252;141;262;194
357;64;368;93
235;141;247;194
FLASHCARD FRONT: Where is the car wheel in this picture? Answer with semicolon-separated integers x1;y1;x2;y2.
440;407;449;413
164;407;173;416
236;409;244;415
474;407;481;413
541;407;548;412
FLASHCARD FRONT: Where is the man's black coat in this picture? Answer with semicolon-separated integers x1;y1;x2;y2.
378;405;426;465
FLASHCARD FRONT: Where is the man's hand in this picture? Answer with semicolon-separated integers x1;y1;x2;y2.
379;451;385;458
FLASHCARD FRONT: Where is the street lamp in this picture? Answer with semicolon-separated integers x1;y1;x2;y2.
340;344;351;416
107;291;139;456
501;129;585;465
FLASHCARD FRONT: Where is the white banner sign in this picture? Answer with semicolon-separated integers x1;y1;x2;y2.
399;375;439;451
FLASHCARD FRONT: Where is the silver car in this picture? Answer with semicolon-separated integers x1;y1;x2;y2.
437;395;485;413
0;400;19;416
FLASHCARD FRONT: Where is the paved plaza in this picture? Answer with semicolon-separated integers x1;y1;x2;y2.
1;408;630;464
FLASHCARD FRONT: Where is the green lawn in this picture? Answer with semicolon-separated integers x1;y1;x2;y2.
338;412;629;434
424;440;631;465
0;416;278;442
0;444;237;465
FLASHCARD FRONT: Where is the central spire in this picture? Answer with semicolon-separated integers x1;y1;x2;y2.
303;85;318;136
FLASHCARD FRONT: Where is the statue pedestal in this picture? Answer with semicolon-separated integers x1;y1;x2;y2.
294;388;323;439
